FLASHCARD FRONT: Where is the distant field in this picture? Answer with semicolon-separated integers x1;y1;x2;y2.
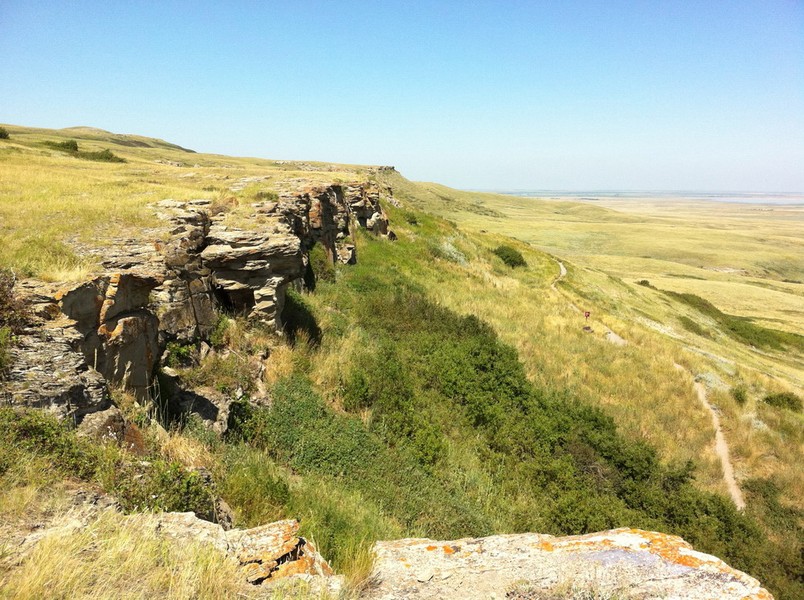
404;183;804;344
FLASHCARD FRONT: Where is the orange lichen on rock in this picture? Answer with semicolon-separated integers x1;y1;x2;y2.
369;528;773;600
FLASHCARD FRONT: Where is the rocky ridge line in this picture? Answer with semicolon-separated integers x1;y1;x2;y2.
2;180;393;425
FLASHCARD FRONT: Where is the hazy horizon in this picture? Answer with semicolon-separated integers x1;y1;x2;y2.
2;1;802;192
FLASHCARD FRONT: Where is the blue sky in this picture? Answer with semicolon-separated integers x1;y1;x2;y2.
2;1;802;191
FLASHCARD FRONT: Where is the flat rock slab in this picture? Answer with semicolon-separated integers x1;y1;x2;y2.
367;528;771;600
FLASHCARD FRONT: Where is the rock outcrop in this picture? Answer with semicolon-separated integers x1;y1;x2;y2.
150;514;335;586
366;528;772;600
55;272;163;399
2;179;393;421
2;322;110;421
4;495;338;595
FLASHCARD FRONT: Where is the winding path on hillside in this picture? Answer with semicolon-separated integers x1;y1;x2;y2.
552;259;627;346
674;365;746;510
551;258;745;509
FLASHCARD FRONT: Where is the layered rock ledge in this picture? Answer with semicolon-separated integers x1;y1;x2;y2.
2;179;394;423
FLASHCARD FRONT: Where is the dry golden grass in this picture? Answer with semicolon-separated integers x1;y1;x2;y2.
262;344;297;387
159;430;215;469
0;124;377;281
1;511;242;600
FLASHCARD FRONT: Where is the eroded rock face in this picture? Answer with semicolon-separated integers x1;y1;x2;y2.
301;181;391;264
56;272;163;399
201;223;304;329
367;528;772;600
2;323;110;423
2;179;392;420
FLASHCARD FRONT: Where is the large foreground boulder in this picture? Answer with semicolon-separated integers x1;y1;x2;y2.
367;528;771;600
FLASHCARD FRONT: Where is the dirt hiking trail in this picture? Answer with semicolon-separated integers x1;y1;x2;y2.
551;258;745;509
676;365;746;510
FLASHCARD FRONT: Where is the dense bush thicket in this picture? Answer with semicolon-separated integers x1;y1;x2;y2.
0;126;9;139
492;244;527;268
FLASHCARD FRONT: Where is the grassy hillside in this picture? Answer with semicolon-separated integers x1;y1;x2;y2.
0;123;376;280
1;125;802;598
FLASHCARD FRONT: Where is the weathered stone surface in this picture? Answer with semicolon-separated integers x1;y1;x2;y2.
2;324;110;423
154;277;217;342
76;405;147;454
296;181;393;267
200;220;304;329
56;272;163;399
152;514;335;587
367;528;772;600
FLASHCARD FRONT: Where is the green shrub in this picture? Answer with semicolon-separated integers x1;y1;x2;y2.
281;289;322;347
492;244;527;268
0;126;9;139
731;385;748;406
0;408;98;479
0;326;12;376
403;211;418;225
208;314;230;348
679;315;707;337
762;392;802;412
636;279;652;287
253;190;279;201
308;243;336;285
665;290;804;352
0;268;30;332
43;140;125;162
46;139;79;152
104;459;214;515
78;148;126;163
0;407;217;517
164;342;195;368
227;375;490;537
0;272;29;378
